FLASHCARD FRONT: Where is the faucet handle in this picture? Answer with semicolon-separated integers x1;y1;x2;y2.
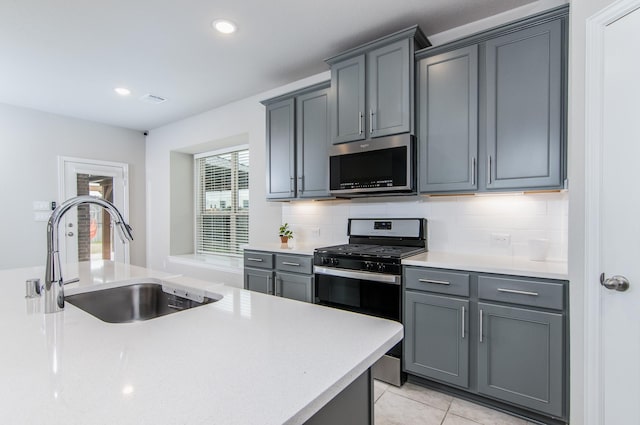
62;277;80;286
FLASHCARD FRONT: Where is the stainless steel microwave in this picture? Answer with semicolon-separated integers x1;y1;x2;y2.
329;134;415;196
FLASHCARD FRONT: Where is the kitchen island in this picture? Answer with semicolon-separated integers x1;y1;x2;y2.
0;261;402;425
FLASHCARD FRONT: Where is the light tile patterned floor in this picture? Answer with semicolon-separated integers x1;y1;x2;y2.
374;380;540;425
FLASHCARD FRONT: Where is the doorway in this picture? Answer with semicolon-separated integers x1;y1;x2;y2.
58;157;130;265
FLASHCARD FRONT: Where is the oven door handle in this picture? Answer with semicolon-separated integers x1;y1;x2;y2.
314;266;401;285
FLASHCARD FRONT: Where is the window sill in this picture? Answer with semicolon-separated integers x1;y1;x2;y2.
167;254;243;274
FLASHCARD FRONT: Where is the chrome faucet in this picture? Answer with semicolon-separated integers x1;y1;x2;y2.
44;195;134;313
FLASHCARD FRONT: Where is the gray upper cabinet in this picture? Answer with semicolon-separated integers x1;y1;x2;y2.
478;302;564;417
418;45;478;193
327;26;429;145
367;39;411;138
405;291;469;388
262;81;331;200
484;19;563;190
265;98;295;199
296;87;331;198
331;55;366;144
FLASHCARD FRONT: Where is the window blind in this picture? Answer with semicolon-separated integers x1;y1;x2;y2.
196;148;249;256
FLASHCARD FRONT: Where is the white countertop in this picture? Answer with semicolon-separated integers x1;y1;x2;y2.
402;251;568;280
1;261;402;425
243;243;323;256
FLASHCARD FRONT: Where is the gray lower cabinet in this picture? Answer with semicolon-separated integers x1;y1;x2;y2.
418;45;478;193
244;250;314;303
244;267;273;294
276;271;314;303
404;266;568;421
262;81;331;200
484;19;564;190
405;291;469;388
478;302;564;417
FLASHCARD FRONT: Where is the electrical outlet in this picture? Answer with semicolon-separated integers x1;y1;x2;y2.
33;201;50;211
490;232;511;247
310;227;320;238
34;211;50;222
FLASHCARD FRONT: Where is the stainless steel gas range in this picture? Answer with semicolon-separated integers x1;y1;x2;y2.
313;218;427;386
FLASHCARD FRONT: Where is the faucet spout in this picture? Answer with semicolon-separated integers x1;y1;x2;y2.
44;196;133;313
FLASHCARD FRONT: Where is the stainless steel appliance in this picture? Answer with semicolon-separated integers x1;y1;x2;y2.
329;134;416;196
313;218;427;386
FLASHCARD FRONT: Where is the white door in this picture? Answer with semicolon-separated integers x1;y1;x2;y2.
59;157;129;264
586;1;640;423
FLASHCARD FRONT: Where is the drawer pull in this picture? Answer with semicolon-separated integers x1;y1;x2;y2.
497;288;539;297
281;261;300;266
247;258;264;262
418;278;451;286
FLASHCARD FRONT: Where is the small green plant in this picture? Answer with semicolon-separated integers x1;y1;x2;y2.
279;223;294;239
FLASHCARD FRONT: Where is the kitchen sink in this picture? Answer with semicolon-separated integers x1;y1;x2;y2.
65;282;220;323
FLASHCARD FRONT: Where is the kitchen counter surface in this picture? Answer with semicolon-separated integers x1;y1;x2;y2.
1;261;402;425
403;251;568;280
243;243;330;256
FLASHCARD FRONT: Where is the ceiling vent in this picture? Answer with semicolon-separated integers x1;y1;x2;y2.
139;93;167;104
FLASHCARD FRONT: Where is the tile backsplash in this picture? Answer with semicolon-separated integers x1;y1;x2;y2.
281;192;568;261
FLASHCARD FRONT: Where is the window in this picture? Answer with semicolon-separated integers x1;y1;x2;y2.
195;147;249;256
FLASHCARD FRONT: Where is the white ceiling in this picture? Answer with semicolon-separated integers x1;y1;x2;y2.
0;0;538;131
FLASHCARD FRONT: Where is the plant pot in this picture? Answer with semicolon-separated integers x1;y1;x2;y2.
279;236;289;244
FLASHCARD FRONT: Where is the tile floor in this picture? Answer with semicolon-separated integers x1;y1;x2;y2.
374;380;540;425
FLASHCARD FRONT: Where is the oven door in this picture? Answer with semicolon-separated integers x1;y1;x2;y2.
313;266;401;323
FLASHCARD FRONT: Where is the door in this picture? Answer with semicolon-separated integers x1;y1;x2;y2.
418;45;478;193
244;268;273;295
585;2;640;423
477;303;563;417
296;87;330;198
367;39;410;138
59;157;129;265
484;19;563;190
266;98;296;199
275;272;313;303
330;55;366;144
404;291;469;388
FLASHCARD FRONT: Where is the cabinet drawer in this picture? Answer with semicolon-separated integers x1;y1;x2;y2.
405;267;470;297
478;275;564;310
275;254;313;274
243;251;274;269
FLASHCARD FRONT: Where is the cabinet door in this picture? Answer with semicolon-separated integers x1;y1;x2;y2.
404;291;469;388
244;268;274;295
478;302;563;417
275;272;314;303
419;45;478;193
296;87;331;198
331;55;366;144
266;98;296;199
367;39;411;138
484;19;563;190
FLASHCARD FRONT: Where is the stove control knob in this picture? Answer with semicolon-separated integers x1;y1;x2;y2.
377;263;386;272
322;257;330;265
364;262;373;271
331;258;339;266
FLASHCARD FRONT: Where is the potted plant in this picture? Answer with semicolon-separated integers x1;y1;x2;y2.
279;223;294;245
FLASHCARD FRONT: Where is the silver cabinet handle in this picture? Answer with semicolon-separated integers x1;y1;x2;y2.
461;306;465;339
600;273;630;292
281;261;300;266
369;110;374;134
497;288;539;296
290;177;295;193
275;277;281;296
298;176;304;194
247;258;264;262
418;278;450;286
267;275;273;294
479;309;483;343
487;156;492;185
359;112;363;135
471;157;476;186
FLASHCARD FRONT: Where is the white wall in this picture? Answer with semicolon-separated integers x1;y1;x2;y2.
283;193;568;260
145;72;331;286
0;102;146;269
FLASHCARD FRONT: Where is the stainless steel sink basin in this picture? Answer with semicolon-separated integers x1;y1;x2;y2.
65;282;220;323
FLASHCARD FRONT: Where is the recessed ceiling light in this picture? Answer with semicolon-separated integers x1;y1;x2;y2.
114;87;131;96
212;19;237;34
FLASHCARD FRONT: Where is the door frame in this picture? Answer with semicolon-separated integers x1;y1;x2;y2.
583;1;640;423
57;156;130;263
